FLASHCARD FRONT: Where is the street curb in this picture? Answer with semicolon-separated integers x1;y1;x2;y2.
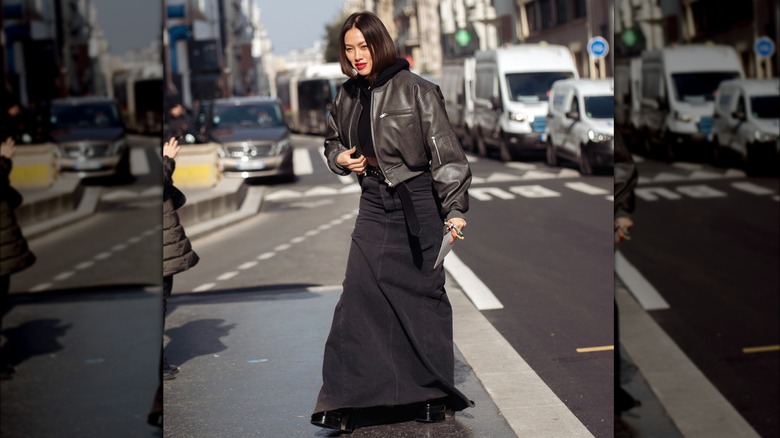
185;184;267;239
19;179;102;240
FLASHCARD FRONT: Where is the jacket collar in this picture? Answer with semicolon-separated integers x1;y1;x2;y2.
343;58;410;96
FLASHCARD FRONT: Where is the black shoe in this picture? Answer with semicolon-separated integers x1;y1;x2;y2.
163;361;180;374
415;400;446;423
162;369;178;381
311;409;354;433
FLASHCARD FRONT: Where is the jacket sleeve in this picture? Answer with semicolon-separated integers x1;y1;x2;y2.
163;155;176;189
323;88;351;176
614;131;638;218
417;86;472;219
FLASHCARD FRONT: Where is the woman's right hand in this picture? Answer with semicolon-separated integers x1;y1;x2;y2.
336;147;366;174
163;137;181;159
1;137;16;159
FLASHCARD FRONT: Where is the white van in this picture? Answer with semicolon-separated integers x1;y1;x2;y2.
546;78;614;174
636;44;745;161
440;57;476;151
712;79;779;172
473;44;579;161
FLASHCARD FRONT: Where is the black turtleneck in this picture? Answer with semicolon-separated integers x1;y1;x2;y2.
356;58;410;158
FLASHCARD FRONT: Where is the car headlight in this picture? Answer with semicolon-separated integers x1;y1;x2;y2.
754;130;777;142
674;111;693;123
509;112;531;122
273;139;290;155
588;130;612;143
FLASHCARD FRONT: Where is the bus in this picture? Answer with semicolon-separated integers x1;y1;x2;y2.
111;64;164;135
275;63;347;135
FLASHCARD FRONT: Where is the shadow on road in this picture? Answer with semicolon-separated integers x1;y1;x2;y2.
164;318;235;367
1;318;71;379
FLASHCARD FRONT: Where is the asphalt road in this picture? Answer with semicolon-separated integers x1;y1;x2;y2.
1;135;164;437
617;155;779;438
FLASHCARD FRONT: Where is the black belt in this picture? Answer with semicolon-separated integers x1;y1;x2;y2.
363;166;422;237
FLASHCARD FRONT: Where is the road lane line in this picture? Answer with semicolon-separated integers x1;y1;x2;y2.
216;271;239;281
30;283;52;292
75;261;95;270
564;182;610;195
305;230;319;237
238;261;258;270
127;236;142;244
94;252;112;260
290;236;306;244
193;283;216;292
449;279;593;437
258;252;275;260
53;272;75;281
293;148;314;175
742;345;780;354
131;148;150;175
274;244;291;251
616;284;761;437
615;251;669;310
112;244;128;251
731;182;775;196
576;345;614;353
443;252;503;310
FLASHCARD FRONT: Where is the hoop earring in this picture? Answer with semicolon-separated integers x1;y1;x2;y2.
351;68;358;76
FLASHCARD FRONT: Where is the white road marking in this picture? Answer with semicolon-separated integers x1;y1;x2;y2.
509;185;561;198
564;182;610;195
615;251;669;310
304;187;340;197
675;185;727;199
274;244;291;251
293;148;314;175
731;182;775;196
606;195;614;201
30;283;52;292
635;187;683;201
94;252;112;260
75;261;95;270
672;162;703;170
127;236;142;244
258;252;275;260
485;172;522;182
131;148;150;175
112;244;128;251
470;187;515;201
505;162;536;170
216;271;239;281
290;236;306;244
616;284;761;437
54;272;75;281
265;189;304;201
443;252;503;310
193;283;216;292
238;261;258;270
305;230;319;237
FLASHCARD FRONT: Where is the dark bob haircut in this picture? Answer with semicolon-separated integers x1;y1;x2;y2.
338;11;397;83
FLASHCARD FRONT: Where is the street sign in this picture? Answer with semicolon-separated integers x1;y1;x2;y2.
754;36;775;59
587;36;609;59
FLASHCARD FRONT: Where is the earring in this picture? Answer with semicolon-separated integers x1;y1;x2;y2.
351;68;358;76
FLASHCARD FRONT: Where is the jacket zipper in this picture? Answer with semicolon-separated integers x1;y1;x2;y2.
370;87;393;187
347;91;360;152
431;136;443;164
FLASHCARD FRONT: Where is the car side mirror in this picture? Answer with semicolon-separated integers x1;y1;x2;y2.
565;111;580;121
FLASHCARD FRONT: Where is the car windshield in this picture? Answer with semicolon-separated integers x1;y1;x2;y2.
213;103;283;128
670;72;741;103
750;96;780;119
505;72;574;102
50;102;122;129
584;95;614;119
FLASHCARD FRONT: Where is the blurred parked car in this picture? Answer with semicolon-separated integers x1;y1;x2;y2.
712;78;779;174
47;96;130;179
204;97;294;180
546;78;615;175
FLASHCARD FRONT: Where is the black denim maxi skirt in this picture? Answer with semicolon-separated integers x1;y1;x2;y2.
314;171;473;414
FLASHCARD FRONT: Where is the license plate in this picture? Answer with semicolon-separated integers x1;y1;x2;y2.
74;160;102;170
236;161;265;170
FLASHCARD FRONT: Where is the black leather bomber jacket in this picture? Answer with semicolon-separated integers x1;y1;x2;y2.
324;69;472;220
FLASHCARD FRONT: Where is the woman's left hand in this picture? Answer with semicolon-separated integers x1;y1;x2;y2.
446;218;467;244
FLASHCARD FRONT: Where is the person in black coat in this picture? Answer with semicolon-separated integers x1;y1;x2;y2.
148;137;199;427
163;98;195;143
0;137;37;379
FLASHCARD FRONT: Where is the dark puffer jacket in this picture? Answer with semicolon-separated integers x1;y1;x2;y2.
0;157;36;276
163;156;199;277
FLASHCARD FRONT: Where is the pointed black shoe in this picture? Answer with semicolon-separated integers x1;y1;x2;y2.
311;409;354;433
415;400;446;423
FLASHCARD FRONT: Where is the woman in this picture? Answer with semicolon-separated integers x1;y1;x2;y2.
311;11;474;433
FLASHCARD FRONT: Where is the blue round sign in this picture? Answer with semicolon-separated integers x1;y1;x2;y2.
754;36;775;59
587;36;609;59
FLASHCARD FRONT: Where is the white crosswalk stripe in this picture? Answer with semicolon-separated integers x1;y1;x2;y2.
131;148;150;175
293;147;313;175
